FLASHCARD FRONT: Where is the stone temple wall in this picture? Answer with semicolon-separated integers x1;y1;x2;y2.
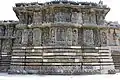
0;21;18;72
0;1;119;74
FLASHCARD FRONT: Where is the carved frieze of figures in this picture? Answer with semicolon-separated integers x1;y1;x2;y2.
72;12;82;24
22;29;28;45
33;28;41;46
67;28;72;45
55;12;63;22
33;12;42;24
72;28;78;46
83;30;94;46
101;31;107;46
55;12;70;22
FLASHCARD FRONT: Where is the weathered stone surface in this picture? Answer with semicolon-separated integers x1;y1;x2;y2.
0;1;119;75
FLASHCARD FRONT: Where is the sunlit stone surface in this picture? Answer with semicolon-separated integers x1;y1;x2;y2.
0;0;120;75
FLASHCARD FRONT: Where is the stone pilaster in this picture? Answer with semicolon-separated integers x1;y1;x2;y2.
50;28;56;45
67;28;72;46
22;29;28;45
33;28;41;46
72;28;78;46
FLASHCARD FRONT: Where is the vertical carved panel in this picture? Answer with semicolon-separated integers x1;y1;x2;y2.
78;28;83;46
113;29;117;45
93;29;100;47
101;31;107;46
67;28;72;45
14;30;22;45
5;26;8;36
72;28;78;46
71;12;77;23
90;13;96;24
77;13;83;24
96;14;104;25
1;40;10;52
41;27;49;46
0;26;4;36
50;28;55;45
27;12;33;24
56;28;65;41
83;30;94;46
82;12;89;24
18;12;25;24
33;28;41;46
28;29;33;46
8;27;13;36
0;40;2;55
22;29;28;45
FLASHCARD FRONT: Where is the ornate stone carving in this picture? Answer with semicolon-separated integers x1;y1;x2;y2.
90;13;96;24
72;28;78;46
8;27;13;36
41;27;49;46
113;29;117;45
2;40;11;52
22;29;28;45
71;12;77;23
5;26;8;36
93;30;100;46
67;28;72;45
56;28;65;41
78;28;83;46
55;12;70;22
15;30;22;44
101;31;107;46
33;28;41;46
18;12;25;24
72;12;82;24
0;26;4;36
28;29;33;46
83;30;94;46
82;12;89;24
27;13;33;24
50;28;55;45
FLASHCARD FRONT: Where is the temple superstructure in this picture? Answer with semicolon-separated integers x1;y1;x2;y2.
0;0;120;74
